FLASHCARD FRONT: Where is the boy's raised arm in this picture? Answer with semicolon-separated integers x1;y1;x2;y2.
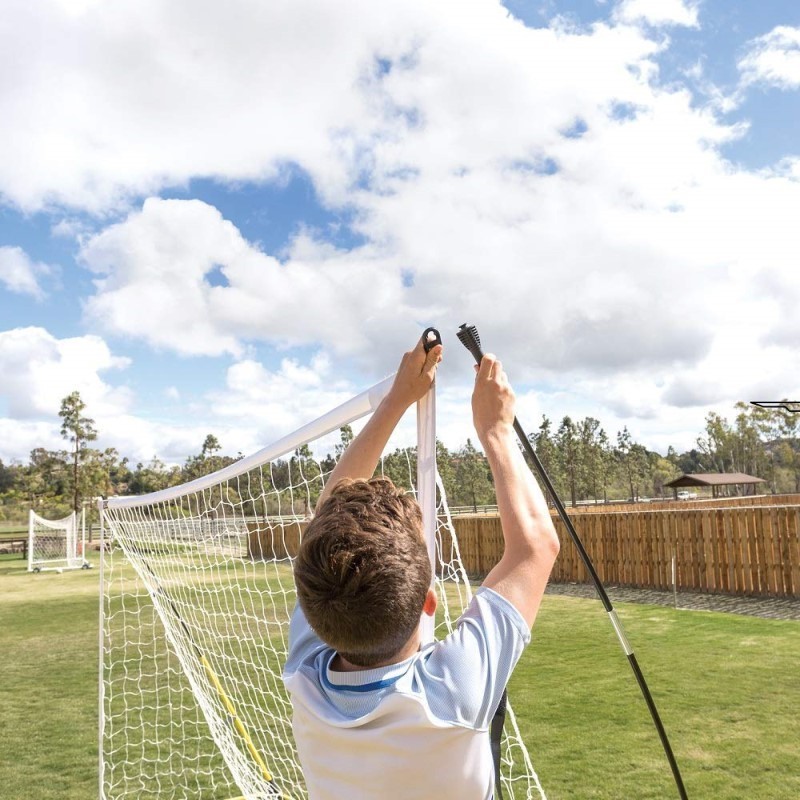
474;354;560;628
315;335;442;510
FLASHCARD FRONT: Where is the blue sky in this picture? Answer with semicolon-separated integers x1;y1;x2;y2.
1;0;799;465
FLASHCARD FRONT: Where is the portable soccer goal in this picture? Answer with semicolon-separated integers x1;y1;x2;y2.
99;378;546;799
28;508;89;573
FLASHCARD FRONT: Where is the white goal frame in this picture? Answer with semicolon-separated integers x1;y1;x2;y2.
28;508;88;573
99;376;544;800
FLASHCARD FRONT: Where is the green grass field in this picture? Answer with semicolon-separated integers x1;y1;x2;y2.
0;552;798;800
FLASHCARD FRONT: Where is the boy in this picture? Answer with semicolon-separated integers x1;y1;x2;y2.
283;335;560;799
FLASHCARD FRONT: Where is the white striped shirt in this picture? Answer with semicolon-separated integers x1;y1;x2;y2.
283;587;531;800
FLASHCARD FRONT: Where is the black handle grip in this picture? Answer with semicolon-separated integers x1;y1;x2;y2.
422;327;442;353
457;323;484;364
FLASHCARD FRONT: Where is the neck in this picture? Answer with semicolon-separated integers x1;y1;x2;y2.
331;634;421;673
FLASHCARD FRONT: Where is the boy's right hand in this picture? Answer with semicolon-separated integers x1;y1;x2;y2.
472;354;516;446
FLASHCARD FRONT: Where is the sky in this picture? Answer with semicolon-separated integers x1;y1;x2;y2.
0;0;799;467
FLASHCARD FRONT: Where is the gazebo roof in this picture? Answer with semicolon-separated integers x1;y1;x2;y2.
665;472;765;488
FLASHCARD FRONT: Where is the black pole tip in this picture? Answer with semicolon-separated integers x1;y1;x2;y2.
456;323;483;363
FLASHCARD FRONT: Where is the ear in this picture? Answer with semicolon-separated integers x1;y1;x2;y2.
422;588;437;617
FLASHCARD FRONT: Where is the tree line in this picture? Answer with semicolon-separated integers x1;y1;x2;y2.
456;402;800;510
1;392;799;525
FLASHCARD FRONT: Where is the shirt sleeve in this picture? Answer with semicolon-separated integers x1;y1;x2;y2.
283;603;326;678
420;586;531;731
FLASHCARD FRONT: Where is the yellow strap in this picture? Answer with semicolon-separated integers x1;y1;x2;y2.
200;655;279;792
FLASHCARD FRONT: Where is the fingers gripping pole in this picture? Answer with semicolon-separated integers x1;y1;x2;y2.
456;323;689;800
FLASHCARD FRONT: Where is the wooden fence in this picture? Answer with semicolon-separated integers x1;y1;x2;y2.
544;493;800;513
446;504;800;598
248;520;306;561
247;499;800;599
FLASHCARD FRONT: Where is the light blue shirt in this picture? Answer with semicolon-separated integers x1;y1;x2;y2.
283;586;531;800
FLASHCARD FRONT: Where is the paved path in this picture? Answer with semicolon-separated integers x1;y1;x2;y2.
545;582;800;621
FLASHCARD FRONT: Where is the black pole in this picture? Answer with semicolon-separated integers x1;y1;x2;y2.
457;323;688;800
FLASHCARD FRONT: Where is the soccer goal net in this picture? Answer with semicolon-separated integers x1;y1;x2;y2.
100;379;545;800
28;509;87;573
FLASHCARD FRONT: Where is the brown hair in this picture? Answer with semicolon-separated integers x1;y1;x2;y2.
293;477;431;667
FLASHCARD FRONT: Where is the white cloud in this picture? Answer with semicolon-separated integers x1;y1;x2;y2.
0;0;437;213
92;413;251;467
79;197;416;359
0;328;402;465
0;326;136;461
3;0;800;460
739;26;800;91
61;4;800;458
0;327;131;420
83;355;376;466
210;355;356;447
0;0;698;213
0;418;65;461
51;217;93;239
53;0;105;16
614;0;699;28
0;246;52;298
0;329;343;463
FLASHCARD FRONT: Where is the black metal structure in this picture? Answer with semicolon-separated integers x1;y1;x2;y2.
456;323;688;800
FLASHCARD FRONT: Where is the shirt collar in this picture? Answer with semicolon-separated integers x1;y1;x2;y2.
322;650;417;692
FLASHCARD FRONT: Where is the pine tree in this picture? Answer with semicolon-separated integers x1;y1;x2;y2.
59;391;97;513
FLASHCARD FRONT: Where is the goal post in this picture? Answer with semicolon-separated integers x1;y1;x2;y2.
99;378;545;799
28;508;88;573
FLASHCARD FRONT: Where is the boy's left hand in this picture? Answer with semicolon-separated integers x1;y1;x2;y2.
386;335;443;410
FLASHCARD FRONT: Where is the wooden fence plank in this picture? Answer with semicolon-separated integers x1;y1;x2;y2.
688;513;700;590
623;514;633;586
695;509;717;592
653;513;665;590
779;507;791;597
767;507;781;596
739;510;753;594
677;513;688;590
723;510;734;593
753;507;768;595
669;511;679;592
788;507;800;597
717;510;729;593
248;521;304;561
733;510;746;593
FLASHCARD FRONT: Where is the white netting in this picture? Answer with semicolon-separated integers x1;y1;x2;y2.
101;386;545;800
28;509;84;572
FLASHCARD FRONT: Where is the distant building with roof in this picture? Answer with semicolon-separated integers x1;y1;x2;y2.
664;472;766;499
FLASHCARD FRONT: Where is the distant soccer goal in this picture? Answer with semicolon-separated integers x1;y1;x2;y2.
100;378;546;799
28;508;89;573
